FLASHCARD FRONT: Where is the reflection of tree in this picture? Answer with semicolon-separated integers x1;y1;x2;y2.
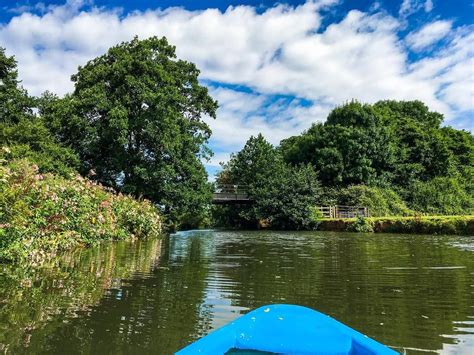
2;231;472;354
3;233;213;355
0;238;162;353
215;231;474;353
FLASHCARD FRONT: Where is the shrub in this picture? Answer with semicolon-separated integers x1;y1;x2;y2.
0;157;162;263
347;216;374;233
406;177;474;215
337;185;412;217
309;206;324;221
1;118;80;177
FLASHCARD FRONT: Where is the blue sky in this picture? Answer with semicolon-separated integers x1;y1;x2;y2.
1;0;473;179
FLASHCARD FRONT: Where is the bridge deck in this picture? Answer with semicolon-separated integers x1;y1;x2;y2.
212;185;252;204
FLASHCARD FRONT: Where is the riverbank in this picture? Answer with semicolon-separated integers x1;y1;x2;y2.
0;158;162;263
317;215;474;235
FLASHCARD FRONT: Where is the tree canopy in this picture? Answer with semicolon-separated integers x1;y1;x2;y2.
279;100;468;188
216;134;321;229
0;48;32;125
216;100;473;227
1;39;472;230
0;48;79;176
41;37;218;227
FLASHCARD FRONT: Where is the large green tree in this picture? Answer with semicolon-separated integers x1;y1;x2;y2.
279;100;474;215
281;101;396;186
43;37;218;226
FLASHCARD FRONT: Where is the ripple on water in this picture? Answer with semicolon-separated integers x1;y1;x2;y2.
1;232;473;355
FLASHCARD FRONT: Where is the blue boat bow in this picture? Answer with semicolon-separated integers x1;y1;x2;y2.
176;304;397;355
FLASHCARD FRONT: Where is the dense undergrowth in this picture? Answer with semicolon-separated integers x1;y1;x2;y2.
0;155;162;263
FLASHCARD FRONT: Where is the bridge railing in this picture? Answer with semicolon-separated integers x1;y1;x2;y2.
212;184;251;203
214;184;249;194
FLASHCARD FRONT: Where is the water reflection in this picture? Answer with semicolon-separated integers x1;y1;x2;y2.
0;231;473;354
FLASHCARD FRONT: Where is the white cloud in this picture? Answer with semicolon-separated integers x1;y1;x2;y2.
408;28;474;114
0;0;472;164
406;20;452;51
399;0;434;17
205;152;232;168
438;58;474;112
424;0;434;12
205;87;329;150
202;86;330;176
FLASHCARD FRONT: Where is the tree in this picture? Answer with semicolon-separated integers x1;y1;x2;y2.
256;163;321;229
373;100;455;184
216;134;321;229
279;100;473;215
220;134;280;187
0;47;32;124
43;37;218;226
0;48;78;176
281;102;396;186
281;100;472;188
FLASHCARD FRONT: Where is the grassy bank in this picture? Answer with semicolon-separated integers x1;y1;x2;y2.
0;158;162;263
317;215;474;235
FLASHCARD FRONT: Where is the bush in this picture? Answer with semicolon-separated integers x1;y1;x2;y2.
347;216;374;233
406;177;474;215
1;118;79;177
309;206;324;221
0;157;162;263
370;216;473;235
337;185;412;217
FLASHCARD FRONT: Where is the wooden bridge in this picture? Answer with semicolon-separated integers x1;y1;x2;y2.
212;184;252;204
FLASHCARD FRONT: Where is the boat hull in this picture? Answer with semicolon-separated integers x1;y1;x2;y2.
176;304;397;354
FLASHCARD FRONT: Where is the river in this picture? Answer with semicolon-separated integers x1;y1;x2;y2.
1;230;473;354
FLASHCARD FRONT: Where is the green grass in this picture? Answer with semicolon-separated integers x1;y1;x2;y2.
317;215;474;235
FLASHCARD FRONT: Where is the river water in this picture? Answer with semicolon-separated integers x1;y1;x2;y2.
1;230;473;354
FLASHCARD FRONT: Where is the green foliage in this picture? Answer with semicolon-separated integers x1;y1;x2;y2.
369;216;473;235
1;118;79;176
220;134;279;186
0;47;33;124
0;157;162;263
215;134;321;229
347;216;374;233
337;185;412;217
41;37;218;226
406;177;474;215
0;48;79;177
281;101;397;186
259;163;321;230
309;206;324;220
280;100;473;216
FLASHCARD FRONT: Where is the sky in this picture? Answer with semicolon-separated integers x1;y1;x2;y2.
1;0;473;179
